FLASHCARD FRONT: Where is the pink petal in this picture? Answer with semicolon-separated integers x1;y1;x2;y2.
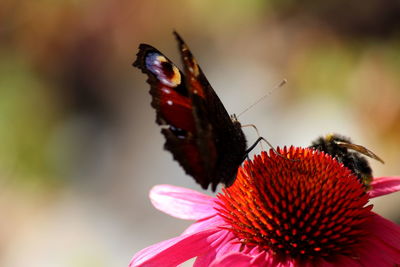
194;230;239;267
354;213;400;266
357;239;398;266
194;250;218;267
214;237;242;256
250;251;270;267
129;228;220;267
369;176;400;198
368;213;400;253
182;214;225;235
213;250;294;267
149;185;216;220
209;252;253;267
251;250;294;267
313;256;360;267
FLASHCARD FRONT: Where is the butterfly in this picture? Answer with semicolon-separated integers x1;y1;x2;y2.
133;31;262;191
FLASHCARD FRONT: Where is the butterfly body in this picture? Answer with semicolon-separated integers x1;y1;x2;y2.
133;32;247;191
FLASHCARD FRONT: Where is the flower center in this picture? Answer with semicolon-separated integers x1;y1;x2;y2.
216;147;372;262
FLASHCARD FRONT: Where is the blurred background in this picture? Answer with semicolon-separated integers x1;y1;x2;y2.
1;0;400;266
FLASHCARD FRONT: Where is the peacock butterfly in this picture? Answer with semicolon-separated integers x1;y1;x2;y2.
133;31;256;191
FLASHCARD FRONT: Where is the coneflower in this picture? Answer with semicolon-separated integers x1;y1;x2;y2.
130;147;400;266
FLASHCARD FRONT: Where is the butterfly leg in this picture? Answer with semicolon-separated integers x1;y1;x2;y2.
244;137;295;162
243;137;267;161
241;124;264;151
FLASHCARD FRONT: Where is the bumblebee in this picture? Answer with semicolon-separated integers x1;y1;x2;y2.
309;134;384;189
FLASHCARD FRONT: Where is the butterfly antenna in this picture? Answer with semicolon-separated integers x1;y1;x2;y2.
237;79;287;118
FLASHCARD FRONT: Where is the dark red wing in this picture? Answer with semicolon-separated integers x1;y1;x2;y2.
134;44;195;132
133;43;218;189
173;32;248;190
134;32;248;191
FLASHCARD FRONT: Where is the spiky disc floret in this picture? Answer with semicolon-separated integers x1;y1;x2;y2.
216;146;373;263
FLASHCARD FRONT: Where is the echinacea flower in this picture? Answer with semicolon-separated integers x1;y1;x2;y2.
130;147;400;266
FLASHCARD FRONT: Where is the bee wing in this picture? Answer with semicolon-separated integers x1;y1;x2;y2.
334;141;385;164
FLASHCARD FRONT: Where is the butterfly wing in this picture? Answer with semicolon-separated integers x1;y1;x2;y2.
133;43;218;189
134;32;248;191
174;32;247;190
